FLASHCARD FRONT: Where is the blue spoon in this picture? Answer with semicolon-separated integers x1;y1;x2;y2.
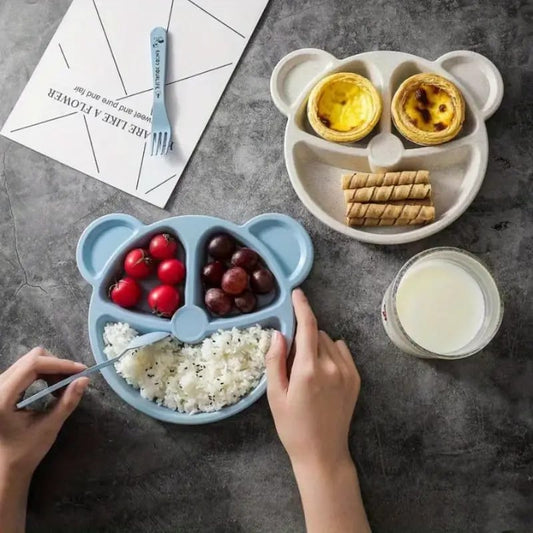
16;331;170;409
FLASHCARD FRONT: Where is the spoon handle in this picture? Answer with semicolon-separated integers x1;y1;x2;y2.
16;351;125;410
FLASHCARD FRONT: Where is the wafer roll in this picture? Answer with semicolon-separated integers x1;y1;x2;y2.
346;216;430;227
343;183;432;203
345;202;435;221
383;199;433;206
345;198;432;207
343;197;432;206
341;171;430;190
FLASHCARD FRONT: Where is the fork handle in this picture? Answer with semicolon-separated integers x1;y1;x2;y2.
16;351;126;410
151;27;167;105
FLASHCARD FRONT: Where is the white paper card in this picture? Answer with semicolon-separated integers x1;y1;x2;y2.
1;0;269;208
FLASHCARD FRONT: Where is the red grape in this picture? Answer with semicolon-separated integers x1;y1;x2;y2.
207;234;236;260
205;288;232;316
234;291;257;313
231;248;259;271
251;268;274;294
221;267;248;295
202;261;226;287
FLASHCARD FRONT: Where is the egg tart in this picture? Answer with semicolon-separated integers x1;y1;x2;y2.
391;73;465;146
307;72;382;143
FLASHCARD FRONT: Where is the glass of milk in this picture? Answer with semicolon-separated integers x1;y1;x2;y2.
381;247;503;359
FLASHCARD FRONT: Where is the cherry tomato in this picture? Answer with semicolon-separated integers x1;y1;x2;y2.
158;259;186;285
148;285;180;317
109;277;141;308
124;248;153;279
149;233;178;260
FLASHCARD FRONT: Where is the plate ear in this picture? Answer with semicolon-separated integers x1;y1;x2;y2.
270;48;335;116
244;213;313;288
436;50;504;120
76;214;142;285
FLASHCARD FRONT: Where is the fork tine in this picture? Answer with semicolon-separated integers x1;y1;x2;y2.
150;129;172;156
160;132;166;156
158;132;163;156
151;132;157;156
156;132;163;156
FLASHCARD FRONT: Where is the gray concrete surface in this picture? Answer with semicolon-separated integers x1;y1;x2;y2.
1;0;532;531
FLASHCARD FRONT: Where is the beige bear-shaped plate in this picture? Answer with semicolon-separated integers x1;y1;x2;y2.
270;49;503;245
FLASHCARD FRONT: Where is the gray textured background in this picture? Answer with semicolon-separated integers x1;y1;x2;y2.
1;0;532;532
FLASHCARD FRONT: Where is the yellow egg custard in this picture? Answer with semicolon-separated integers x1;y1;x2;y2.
307;73;382;143
392;73;465;145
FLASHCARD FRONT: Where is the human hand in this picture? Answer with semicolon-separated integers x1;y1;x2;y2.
265;290;369;533
265;289;360;471
0;348;89;480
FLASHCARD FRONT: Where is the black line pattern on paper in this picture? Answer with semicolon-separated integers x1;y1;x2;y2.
167;62;233;85
136;142;147;190
116;62;233;101
58;43;70;69
166;0;175;32
145;174;177;195
92;0;127;95
185;0;245;38
10;111;79;133
82;115;100;173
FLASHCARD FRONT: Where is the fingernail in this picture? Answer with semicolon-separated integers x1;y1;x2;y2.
293;288;306;300
75;378;89;394
266;332;281;358
73;362;87;369
269;331;279;348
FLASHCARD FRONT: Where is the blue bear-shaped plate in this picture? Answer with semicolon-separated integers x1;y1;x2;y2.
76;213;314;424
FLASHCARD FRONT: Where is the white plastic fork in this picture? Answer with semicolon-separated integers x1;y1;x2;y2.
150;27;172;156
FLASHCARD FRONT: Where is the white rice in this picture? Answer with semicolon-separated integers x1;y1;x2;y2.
102;322;270;414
